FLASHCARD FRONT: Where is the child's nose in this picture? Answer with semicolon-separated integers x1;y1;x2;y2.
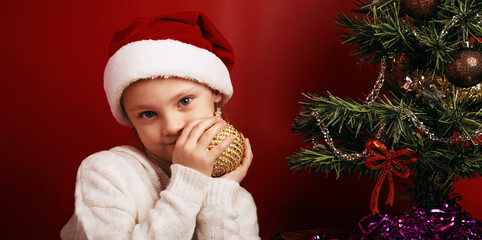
161;115;184;136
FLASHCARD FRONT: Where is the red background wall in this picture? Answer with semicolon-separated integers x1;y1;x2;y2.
1;0;480;239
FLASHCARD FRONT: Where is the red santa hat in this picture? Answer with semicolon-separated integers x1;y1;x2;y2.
104;11;235;126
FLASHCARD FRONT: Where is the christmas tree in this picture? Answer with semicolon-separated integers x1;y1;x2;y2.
288;0;482;238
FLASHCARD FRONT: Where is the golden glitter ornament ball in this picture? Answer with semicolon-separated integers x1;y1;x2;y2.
208;124;245;177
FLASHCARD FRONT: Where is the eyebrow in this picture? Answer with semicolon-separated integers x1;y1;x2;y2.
170;85;196;103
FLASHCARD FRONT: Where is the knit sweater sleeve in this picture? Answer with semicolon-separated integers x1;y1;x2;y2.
61;151;212;240
195;178;260;239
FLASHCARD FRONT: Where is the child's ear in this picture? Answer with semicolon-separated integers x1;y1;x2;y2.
213;90;223;103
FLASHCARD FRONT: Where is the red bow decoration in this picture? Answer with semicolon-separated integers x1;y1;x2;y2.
364;139;417;214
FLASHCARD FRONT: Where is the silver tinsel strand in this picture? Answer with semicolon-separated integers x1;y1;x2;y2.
311;111;387;161
396;106;482;145
366;56;387;104
309;11;481;160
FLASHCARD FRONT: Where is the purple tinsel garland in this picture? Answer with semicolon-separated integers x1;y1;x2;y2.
357;201;482;240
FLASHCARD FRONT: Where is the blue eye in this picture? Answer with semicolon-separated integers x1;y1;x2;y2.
139;111;157;119
179;97;193;107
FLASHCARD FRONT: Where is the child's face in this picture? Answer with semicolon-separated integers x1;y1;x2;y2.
122;77;223;163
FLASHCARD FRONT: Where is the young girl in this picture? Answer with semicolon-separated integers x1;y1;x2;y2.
61;11;260;239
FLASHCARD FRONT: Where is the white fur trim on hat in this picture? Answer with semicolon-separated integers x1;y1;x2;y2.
104;39;233;126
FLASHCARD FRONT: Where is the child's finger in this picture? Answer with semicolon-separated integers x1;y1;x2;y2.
185;117;225;146
208;134;234;158
240;138;253;169
175;118;203;145
198;121;227;147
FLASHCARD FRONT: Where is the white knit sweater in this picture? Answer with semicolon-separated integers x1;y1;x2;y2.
60;145;260;240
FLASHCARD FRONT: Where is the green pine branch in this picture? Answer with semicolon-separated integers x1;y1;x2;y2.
288;93;482;180
336;0;482;76
288;0;482;208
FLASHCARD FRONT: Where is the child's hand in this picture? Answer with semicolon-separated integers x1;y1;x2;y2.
172;117;235;176
221;138;253;183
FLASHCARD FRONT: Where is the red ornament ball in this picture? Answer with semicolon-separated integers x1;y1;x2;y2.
445;49;482;88
400;0;439;20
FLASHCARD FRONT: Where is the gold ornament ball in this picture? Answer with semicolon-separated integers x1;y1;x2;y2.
208;124;245;177
445;49;482;88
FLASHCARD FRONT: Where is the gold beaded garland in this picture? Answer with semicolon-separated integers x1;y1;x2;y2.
402;70;482;101
208;124;245;177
